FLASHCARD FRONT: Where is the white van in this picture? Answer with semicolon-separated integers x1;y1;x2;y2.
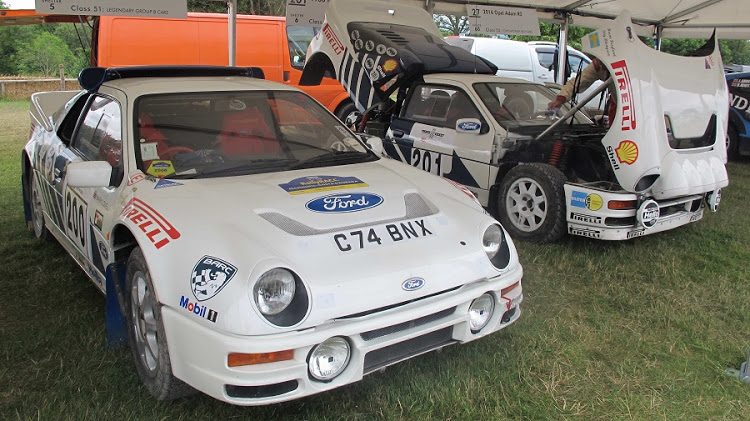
444;37;604;111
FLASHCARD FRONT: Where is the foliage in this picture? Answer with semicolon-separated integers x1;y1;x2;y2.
187;0;285;15
0;1;7;10
15;31;76;77
435;15;469;36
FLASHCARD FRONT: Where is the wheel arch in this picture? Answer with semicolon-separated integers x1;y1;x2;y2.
299;51;337;86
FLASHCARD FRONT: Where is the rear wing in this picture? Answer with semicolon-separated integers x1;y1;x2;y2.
30;91;80;132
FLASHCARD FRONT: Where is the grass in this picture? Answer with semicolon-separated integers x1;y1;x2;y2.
1;99;749;419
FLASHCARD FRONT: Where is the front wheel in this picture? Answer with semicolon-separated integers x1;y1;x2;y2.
496;163;567;243
126;247;194;400
335;102;360;128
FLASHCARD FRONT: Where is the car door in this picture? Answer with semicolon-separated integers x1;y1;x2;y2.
384;83;495;195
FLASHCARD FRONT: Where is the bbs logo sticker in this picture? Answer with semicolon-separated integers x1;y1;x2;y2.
191;256;237;301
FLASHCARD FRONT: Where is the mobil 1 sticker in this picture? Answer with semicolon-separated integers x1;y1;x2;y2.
333;218;434;253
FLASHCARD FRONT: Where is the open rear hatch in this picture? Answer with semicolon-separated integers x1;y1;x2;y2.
584;13;729;198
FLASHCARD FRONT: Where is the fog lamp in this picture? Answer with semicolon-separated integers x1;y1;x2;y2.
308;337;351;381
469;293;495;333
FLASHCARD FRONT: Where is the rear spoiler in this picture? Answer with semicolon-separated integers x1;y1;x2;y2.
30;91;80;132
78;66;266;92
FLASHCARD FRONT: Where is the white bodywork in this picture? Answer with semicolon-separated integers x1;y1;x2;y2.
304;0;729;241
23;74;523;404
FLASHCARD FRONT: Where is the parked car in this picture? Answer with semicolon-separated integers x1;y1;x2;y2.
726;71;750;159
444;37;604;113
302;0;729;242
21;66;523;405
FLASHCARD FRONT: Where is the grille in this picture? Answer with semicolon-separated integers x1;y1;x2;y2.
259;192;437;236
363;327;455;374
360;307;456;341
225;380;298;399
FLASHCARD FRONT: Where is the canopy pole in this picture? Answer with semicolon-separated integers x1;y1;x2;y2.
228;0;237;66
654;25;663;50
555;13;570;85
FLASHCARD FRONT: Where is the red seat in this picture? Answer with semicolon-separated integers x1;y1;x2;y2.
216;106;279;156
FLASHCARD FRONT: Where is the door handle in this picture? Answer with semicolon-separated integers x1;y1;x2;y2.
392;129;404;138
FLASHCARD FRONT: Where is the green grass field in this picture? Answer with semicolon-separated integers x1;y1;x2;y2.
1;99;749;419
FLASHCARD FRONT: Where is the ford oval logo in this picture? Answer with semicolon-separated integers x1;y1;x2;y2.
402;278;425;291
457;121;481;131
306;193;383;213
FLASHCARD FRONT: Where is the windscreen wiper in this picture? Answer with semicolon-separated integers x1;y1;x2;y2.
288;150;374;170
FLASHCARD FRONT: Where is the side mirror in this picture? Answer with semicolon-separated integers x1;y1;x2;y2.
358;134;386;157
67;161;113;188
456;118;482;134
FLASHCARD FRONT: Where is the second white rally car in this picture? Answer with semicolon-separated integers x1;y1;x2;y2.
21;66;523;405
301;0;729;242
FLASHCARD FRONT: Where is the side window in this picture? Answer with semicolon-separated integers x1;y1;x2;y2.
537;51;554;69
57;93;92;145
568;55;586;73
287;26;317;70
71;97;122;167
403;85;482;129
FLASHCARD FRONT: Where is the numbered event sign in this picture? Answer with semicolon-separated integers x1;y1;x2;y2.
35;0;187;18
466;4;540;36
286;0;330;27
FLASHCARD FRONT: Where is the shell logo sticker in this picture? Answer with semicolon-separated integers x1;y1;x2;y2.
147;160;175;177
615;140;638;165
382;59;398;73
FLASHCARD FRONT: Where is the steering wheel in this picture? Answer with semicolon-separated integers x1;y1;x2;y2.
160;146;195;160
330;140;348;152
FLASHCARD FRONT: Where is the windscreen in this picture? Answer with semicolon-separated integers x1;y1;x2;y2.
134;90;373;179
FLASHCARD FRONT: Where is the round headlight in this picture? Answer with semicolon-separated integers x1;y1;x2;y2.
469;293;495;332
254;268;296;315
308;337;351;381
482;224;503;259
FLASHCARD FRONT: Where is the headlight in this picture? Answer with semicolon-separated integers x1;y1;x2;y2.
308;337;351;381
483;224;503;259
254;268;296;315
468;293;495;333
251;268;310;327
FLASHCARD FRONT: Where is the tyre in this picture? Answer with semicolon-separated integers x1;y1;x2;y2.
727;125;740;161
28;171;49;240
496;163;567;243
126;247;194;400
335;101;360;128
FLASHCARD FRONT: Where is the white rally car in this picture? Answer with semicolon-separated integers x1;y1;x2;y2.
302;0;729;242
21;66;523;405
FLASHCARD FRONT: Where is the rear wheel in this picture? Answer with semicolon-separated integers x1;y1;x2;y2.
727;125;740;161
28;171;49;240
126;247;194;400
335;101;360;128
496;163;567;243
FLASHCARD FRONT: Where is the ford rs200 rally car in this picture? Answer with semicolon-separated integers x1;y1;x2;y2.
301;0;729;242
726;71;750;160
21;66;523;405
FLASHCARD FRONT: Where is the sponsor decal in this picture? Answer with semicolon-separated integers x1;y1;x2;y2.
402;278;425;291
386;47;397;57
307;193;383;213
120;198;180;249
354;38;363;51
350;29;359;40
146;160;175;177
585;194;603;211
191;256;237;301
689;213;702;222
94;210;103;231
334;218;434;252
705;57;712;69
615;140;639;165
730;93;749;112
376;44;387;55
92;191;110;211
731;78;750;88
86;264;104;286
382;59;398;73
154;179;183;190
570;191;587;209
419;128;445;140
569;227;601;239
607;146;620;170
588;32;600;48
365;39;375;51
611;60;636;131
457;121;481;131
570;212;602;225
98;241;109;260
323;23;344;55
626;229;645;239
127;173;148;186
626;26;635;42
179;296;218;323
279;175;368;195
364;57;375;70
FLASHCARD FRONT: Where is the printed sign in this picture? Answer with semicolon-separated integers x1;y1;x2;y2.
35;0;187;18
466;4;540;36
279;175;368;195
191;256;237;301
285;0;330;27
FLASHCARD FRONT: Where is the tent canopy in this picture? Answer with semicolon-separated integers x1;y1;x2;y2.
416;0;750;39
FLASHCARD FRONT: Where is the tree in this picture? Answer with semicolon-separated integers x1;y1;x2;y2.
15;32;76;76
435;14;469;36
0;1;8;9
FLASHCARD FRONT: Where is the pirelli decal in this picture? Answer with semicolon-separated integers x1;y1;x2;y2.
121;198;180;249
611;60;636;131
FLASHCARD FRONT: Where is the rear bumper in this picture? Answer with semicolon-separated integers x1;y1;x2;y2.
564;183;709;240
161;264;523;405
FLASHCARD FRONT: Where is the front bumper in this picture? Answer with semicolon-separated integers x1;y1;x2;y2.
564;183;708;240
161;264;523;405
